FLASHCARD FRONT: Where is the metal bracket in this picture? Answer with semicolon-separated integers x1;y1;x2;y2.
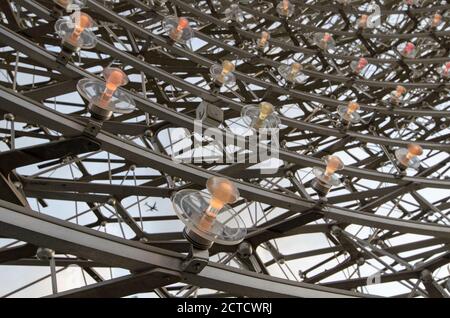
83;119;103;138
56;44;77;66
181;245;209;274
196;101;223;127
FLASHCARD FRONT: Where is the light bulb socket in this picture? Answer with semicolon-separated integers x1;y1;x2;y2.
397;161;408;171
89;103;113;121
312;178;332;197
61;40;80;53
183;227;213;250
57;47;75;65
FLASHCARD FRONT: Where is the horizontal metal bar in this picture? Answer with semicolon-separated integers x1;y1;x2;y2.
0;86;449;237
0;199;364;297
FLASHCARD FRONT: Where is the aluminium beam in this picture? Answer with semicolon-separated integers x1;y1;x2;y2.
0;199;364;298
1;20;450;187
89;0;450;119
15;0;450;150
0;86;449;238
46;269;181;298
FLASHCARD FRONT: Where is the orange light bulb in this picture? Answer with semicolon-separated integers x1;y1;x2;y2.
176;17;189;32
205;177;239;217
290;63;302;76
253;102;275;129
169;17;190;41
324;155;344;177
396;85;406;97
358;14;368;28
258;31;270;48
405;143;423;161
221;60;235;76
70;12;93;43
100;68;127;106
258;102;274;121
347;102;359;114
431;13;442;27
283;0;289;12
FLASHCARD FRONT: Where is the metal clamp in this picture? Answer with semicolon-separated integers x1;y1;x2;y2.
83;119;103;138
181;245;209;274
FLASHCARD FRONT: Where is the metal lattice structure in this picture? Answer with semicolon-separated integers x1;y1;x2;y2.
0;0;449;298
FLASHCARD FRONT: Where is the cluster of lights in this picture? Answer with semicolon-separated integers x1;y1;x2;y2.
49;0;436;248
310;142;423;197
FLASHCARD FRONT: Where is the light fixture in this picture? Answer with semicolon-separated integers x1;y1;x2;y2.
276;0;295;18
398;42;417;58
55;11;97;52
357;14;368;29
225;3;245;23
256;31;270;50
210;60;236;87
430;13;442;28
338;101;361;124
314;32;335;51
171;176;246;250
395;143;423;170
278;62;308;84
77;67;136;120
350;57;369;74
163;16;193;44
438;62;450;78
389;85;407;105
312;155;344;197
241;102;280;132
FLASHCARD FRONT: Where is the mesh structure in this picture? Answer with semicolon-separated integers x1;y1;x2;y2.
0;0;449;298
